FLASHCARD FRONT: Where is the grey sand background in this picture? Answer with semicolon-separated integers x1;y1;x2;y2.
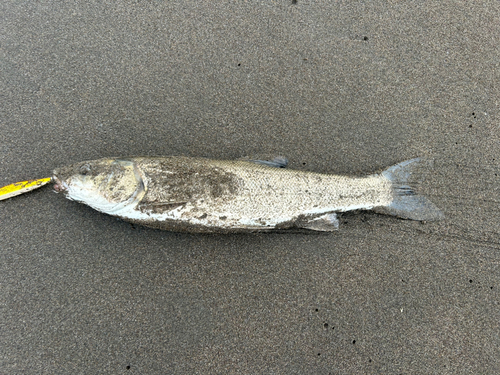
1;1;500;373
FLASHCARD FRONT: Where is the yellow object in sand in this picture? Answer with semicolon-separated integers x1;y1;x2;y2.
0;177;51;201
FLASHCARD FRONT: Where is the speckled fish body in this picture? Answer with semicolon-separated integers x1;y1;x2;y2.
52;156;443;233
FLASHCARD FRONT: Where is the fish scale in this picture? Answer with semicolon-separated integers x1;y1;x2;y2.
215;161;390;214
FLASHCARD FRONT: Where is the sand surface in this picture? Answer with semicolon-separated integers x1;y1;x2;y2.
1;1;499;373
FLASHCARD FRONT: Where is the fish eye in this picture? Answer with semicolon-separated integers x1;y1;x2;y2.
79;164;92;175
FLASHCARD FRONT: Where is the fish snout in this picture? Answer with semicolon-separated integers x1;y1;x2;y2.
52;176;68;193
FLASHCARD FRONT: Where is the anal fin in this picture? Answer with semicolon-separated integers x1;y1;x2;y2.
301;213;339;232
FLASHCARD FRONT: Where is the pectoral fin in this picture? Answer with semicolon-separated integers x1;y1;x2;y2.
301;213;339;232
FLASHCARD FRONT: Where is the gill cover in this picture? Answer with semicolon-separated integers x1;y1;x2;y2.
53;159;145;213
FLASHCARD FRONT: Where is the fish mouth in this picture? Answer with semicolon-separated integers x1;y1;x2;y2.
52;175;68;193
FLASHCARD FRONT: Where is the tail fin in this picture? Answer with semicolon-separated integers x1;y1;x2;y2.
373;158;444;221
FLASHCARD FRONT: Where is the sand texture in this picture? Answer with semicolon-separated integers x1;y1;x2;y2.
1;1;499;373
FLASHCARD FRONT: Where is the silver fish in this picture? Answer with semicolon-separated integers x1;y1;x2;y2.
52;156;443;233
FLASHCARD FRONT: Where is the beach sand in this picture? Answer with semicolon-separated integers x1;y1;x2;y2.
1;1;499;373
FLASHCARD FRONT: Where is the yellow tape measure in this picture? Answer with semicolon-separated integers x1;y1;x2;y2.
0;177;52;201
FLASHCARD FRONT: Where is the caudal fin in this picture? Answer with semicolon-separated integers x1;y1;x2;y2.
373;158;444;221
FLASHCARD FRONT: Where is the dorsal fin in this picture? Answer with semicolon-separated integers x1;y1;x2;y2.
245;156;288;168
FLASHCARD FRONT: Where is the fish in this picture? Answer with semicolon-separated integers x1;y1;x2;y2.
51;156;444;233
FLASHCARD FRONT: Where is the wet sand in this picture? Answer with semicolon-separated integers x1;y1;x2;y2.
1;1;500;373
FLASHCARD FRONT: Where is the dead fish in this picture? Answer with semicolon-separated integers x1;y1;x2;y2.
51;156;444;233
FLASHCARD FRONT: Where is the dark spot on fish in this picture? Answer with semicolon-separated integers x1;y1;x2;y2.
237;63;241;66
352;340;356;344
126;365;131;370
324;323;328;328
139;157;240;206
363;36;369;41
199;213;208;219
219;216;227;220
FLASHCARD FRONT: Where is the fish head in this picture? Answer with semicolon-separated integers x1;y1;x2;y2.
52;158;144;212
